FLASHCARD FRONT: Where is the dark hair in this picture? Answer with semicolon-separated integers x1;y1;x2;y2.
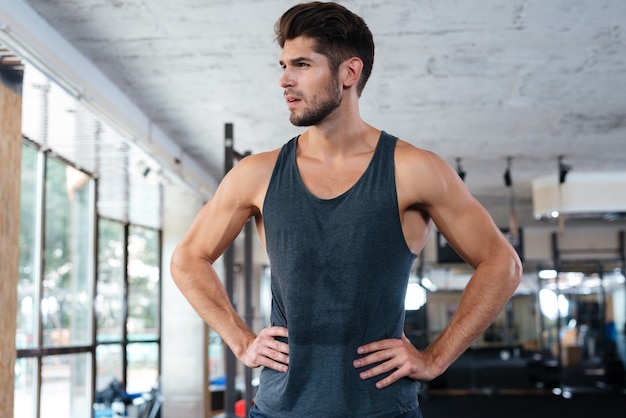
275;2;375;96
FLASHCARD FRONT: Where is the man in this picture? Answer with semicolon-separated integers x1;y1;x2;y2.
170;2;522;417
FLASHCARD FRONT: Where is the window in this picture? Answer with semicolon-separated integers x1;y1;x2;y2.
96;219;125;345
40;353;91;418
127;226;161;343
17;142;39;351
13;357;36;418
42;158;94;347
126;226;161;394
95;221;162;395
16;60;163;418
16;145;95;418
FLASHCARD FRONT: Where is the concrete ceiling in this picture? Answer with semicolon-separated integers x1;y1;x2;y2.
15;0;626;228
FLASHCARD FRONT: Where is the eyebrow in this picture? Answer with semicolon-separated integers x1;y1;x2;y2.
279;56;313;66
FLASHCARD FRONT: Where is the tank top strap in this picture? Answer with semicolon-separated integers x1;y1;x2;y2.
351;130;398;197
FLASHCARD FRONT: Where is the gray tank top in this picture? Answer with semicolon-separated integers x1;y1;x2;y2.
257;131;418;417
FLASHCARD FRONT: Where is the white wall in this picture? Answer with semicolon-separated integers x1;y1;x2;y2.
161;184;207;418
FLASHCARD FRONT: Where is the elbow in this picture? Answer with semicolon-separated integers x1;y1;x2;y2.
170;242;214;288
169;244;190;287
508;251;523;293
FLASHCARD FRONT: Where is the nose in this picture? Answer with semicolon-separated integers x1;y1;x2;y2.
279;67;294;88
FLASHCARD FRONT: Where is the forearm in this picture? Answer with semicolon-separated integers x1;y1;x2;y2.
170;249;256;360
424;252;522;377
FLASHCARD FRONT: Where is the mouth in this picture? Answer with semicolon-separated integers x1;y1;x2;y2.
284;93;302;107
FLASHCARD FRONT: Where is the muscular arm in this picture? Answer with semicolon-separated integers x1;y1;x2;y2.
418;150;522;376
354;144;522;387
170;151;289;372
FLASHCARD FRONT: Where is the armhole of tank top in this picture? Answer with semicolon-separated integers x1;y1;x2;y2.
388;135;420;258
261;137;298;218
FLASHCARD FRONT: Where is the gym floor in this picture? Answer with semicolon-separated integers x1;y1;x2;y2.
419;392;626;418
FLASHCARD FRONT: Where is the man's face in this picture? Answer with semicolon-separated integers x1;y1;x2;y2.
279;36;342;127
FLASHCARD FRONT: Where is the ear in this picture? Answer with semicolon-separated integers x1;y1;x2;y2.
341;57;363;89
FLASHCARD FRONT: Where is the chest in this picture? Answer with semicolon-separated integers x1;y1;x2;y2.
296;155;372;200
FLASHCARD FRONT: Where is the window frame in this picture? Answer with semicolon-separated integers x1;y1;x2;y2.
16;139;162;418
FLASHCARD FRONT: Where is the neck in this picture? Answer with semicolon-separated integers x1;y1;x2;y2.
300;122;379;160
302;93;377;155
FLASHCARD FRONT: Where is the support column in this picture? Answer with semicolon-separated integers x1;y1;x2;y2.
0;52;24;418
223;123;237;417
221;123;252;417
161;184;207;418
243;218;254;416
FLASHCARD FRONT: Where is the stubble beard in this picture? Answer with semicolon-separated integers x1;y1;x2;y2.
289;75;342;127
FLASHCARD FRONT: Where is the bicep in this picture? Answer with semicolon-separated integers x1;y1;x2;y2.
431;195;506;268
419;156;508;268
177;169;258;264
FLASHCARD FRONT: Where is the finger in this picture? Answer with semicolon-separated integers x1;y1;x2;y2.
271;340;289;356
356;342;381;355
269;360;289;373
374;367;407;389
353;350;388;369
256;355;289;373
261;346;289;365
354;341;403;368
258;329;289;355
264;326;289;338
357;356;399;381
248;343;289;372
357;338;398;355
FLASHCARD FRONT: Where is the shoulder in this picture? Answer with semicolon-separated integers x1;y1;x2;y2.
393;138;469;207
227;147;282;185
214;146;282;212
229;147;281;181
393;139;453;183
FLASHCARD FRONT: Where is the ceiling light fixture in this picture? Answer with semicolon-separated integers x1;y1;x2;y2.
503;156;512;187
504;157;519;240
558;155;571;184
456;158;466;181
